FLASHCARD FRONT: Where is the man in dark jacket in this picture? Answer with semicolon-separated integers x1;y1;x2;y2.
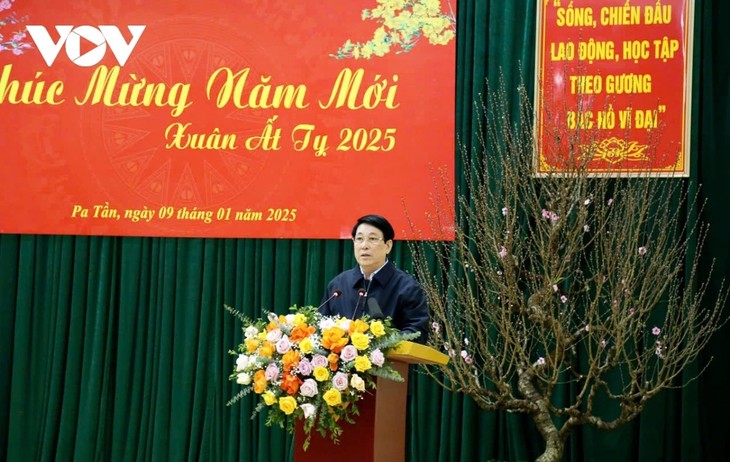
319;214;429;343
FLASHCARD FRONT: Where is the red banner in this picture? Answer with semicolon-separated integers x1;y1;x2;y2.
535;0;693;176
0;0;456;239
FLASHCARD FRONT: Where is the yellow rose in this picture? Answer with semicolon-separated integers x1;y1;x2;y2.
292;313;306;326
350;332;370;351
299;337;313;354
354;356;372;372
369;321;386;337
257;332;267;341
313;366;330;382
323;388;342;407
278;396;298;415
349;319;370;334
262;392;276;406
245;338;259;353
259;342;275;358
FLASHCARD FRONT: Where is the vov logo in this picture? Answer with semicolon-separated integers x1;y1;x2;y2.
26;25;146;67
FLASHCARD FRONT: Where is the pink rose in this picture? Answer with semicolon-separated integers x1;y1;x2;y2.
266;328;282;342
369;349;385;367
265;363;280;381
276;336;292;354
297;358;313;376
299;379;318;397
311;354;328;368
340;345;358;362
332;372;349;391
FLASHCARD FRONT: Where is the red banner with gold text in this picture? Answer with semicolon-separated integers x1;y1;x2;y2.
534;0;693;176
0;0;456;239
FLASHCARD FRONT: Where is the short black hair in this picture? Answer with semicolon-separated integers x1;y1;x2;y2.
351;214;395;242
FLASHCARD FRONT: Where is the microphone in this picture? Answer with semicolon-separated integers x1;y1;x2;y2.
366;297;384;320
352;288;366;318
318;289;342;311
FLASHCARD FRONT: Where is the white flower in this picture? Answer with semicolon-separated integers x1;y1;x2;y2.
502;207;508;216
652;326;661;336
301;403;317;420
498;246;508;259
350;374;365;391
236;354;250;371
244;326;259;339
236;372;251;385
536;357;546;366
584;198;591;205
560;295;568;303
319;318;336;330
583;224;590;232
655;346;664;358
337;319;351;332
285;314;296;325
460;350;469;359
638;246;648;256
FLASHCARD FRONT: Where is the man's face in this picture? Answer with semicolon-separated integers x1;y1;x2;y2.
352;223;392;273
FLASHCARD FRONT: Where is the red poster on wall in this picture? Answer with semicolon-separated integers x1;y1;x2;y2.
534;0;693;176
0;0;456;239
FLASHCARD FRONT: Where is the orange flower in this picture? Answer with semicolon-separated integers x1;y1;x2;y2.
282;350;300;371
328;352;340;371
321;326;348;353
349;319;370;334
253;370;268;394
290;323;316;342
280;371;303;395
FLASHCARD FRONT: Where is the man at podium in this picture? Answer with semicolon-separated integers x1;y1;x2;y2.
319;214;429;344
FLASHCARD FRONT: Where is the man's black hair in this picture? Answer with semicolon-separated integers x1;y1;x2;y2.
351;214;395;242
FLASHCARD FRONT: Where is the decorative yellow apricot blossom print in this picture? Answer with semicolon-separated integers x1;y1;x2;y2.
332;0;456;60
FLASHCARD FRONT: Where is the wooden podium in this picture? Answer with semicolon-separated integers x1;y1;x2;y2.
294;341;448;462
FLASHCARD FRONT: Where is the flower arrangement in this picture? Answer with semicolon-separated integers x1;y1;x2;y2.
226;304;419;449
1;0;33;55
331;0;456;60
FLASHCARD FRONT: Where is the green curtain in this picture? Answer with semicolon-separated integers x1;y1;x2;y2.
2;1;728;461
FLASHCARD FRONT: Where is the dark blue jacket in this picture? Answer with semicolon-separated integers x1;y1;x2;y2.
319;261;429;343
